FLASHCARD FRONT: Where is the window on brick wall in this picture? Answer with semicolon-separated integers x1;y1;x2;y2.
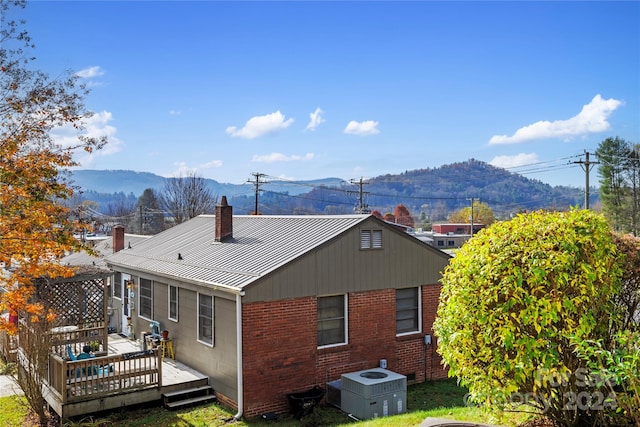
396;287;421;335
139;278;153;320
198;293;214;346
360;229;382;249
169;285;178;322
317;294;347;347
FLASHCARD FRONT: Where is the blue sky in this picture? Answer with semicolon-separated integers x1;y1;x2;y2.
18;1;640;188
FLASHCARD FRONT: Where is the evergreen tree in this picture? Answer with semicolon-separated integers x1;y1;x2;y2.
132;188;165;234
596;137;639;234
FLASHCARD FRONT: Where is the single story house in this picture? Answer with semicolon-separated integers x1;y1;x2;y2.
106;196;451;417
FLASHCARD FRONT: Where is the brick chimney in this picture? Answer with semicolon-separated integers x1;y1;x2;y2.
215;196;233;242
113;225;125;253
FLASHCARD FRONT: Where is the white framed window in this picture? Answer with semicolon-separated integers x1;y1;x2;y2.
396;287;421;335
168;285;178;322
198;293;214;346
113;272;122;299
139;278;153;320
318;294;347;347
360;229;383;249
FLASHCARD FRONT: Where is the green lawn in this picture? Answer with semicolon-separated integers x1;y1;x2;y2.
0;378;538;427
0;395;30;427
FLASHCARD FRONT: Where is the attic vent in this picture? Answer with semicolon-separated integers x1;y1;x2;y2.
360;230;382;249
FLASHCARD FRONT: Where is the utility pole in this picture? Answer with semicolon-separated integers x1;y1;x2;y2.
467;198;477;235
573;151;599;209
139;205;143;234
348;177;371;214
247;172;268;215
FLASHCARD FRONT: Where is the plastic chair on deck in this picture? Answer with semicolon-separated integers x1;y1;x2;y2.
66;344;78;361
66;344;112;377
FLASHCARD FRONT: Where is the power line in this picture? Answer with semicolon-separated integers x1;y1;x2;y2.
572;151;599;209
247;172;268;215
348;177;371;214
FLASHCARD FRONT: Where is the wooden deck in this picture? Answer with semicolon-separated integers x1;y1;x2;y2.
43;334;209;419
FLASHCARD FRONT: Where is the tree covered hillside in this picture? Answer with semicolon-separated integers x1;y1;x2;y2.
290;160;586;220
72;160;587;219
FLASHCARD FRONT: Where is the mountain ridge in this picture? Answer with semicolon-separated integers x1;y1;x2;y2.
70;160;589;219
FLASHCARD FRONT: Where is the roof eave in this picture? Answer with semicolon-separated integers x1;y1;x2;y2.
105;261;246;296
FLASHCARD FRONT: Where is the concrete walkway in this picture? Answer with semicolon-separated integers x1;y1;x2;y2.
0;375;22;397
420;418;504;427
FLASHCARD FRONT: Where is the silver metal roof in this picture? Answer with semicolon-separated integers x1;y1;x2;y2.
62;234;152;267
106;215;370;290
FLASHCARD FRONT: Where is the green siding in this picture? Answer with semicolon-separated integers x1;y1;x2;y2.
243;218;450;302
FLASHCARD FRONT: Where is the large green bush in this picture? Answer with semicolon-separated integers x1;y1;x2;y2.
433;209;627;426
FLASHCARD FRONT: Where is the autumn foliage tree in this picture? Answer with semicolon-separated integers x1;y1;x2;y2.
0;1;105;423
393;204;415;228
370;209;383;219
448;199;495;225
433;209;636;426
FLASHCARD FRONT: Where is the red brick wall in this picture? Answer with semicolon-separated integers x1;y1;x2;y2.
215;196;233;241
240;284;447;418
112;225;125;253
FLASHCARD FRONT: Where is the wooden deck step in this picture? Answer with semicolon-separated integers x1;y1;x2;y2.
162;385;217;410
164;394;218;409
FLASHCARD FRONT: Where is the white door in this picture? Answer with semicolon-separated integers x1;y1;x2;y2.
121;273;131;335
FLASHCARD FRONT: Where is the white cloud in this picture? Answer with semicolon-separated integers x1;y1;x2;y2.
168;160;222;177
51;111;123;166
306;107;325;131
169;162;196;177
272;173;297;181
489;94;622;145
251;152;315;163
200;160;223;169
76;66;105;79
344;120;380;136
169;110;182;116
226;111;294;139
489;153;539;169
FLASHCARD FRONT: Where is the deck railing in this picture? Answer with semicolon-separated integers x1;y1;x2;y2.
49;325;108;359
0;329;18;362
48;348;162;403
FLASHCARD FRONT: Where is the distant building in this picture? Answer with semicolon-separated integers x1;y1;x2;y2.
407;223;487;252
431;223;486;235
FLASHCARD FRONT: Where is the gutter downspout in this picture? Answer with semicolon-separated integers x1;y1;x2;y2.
233;293;244;420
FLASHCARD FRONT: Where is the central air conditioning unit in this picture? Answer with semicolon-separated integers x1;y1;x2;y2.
340;367;407;420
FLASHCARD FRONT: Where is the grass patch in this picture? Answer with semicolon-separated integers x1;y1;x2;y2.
0;378;538;427
0;356;17;376
0;395;30;427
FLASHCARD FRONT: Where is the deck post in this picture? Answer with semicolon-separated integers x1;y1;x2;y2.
157;348;163;388
61;359;67;404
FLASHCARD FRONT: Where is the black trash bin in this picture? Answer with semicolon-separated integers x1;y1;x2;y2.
286;386;325;419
